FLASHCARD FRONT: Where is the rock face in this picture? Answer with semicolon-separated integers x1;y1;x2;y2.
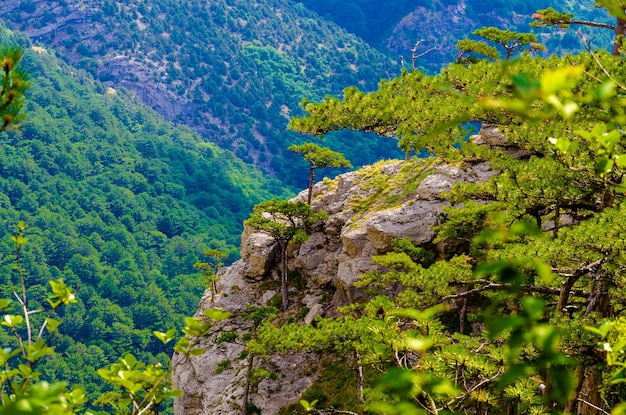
172;158;497;415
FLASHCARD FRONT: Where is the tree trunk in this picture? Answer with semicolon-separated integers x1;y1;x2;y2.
574;366;604;415
459;294;467;334
613;16;626;55
307;165;315;205
242;354;254;415
355;351;364;406
557;275;577;313
280;241;289;310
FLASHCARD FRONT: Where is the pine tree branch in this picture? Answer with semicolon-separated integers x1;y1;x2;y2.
447;281;589;299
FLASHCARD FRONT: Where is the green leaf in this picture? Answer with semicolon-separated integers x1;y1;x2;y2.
540;66;584;95
404;337;433;352
45;318;61;333
300;399;317;411
521;297;545;321
595;157;614;176
548;136;571;152
498;363;534;388
509;220;541;236
204;308;231;322
0;299;11;311
488;316;525;339
615;154;626;169
122;353;138;369
585;321;615;338
153;328;177;345
47;279;76;309
2;314;24;327
17;364;32;377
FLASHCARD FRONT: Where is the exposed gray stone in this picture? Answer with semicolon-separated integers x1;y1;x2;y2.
173;159;499;415
240;227;279;281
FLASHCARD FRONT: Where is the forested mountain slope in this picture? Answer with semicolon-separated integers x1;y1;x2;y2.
0;27;288;411
0;0;404;189
300;0;613;72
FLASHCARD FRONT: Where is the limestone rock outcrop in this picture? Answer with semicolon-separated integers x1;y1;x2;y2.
172;157;497;415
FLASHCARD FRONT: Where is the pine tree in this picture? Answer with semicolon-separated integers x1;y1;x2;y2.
288;142;352;205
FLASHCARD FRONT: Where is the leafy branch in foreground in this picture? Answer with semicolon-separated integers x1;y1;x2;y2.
0;222;86;415
0;45;29;132
285;36;626;412
0;221;232;415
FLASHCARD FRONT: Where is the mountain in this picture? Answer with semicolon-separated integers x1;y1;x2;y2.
0;0;405;189
0;26;289;410
299;0;613;73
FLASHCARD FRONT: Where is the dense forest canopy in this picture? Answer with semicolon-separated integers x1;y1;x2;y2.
0;26;290;413
0;0;405;190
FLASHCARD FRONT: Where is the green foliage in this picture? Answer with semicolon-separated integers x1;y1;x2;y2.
0;2;403;189
8;3;626;414
532;2;626;55
246;200;325;245
531;7;576;28
193;248;227;301
273;35;626;412
95;352;180;415
287;143;353;171
0;45;29;131
0;224;87;415
0;28;293;410
213;359;232;375
246;200;326;309
0;222;232;415
288;142;352;204
471;27;543;61
455;39;500;63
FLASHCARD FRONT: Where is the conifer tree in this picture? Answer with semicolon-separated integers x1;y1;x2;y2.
532;1;626;55
286;51;626;412
288;142;352;205
193;248;227;301
456;27;543;62
245;200;326;310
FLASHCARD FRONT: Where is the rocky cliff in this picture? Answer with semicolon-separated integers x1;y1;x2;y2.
172;153;497;415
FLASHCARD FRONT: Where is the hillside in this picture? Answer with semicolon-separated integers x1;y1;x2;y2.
300;0;613;72
0;26;289;411
0;0;404;189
